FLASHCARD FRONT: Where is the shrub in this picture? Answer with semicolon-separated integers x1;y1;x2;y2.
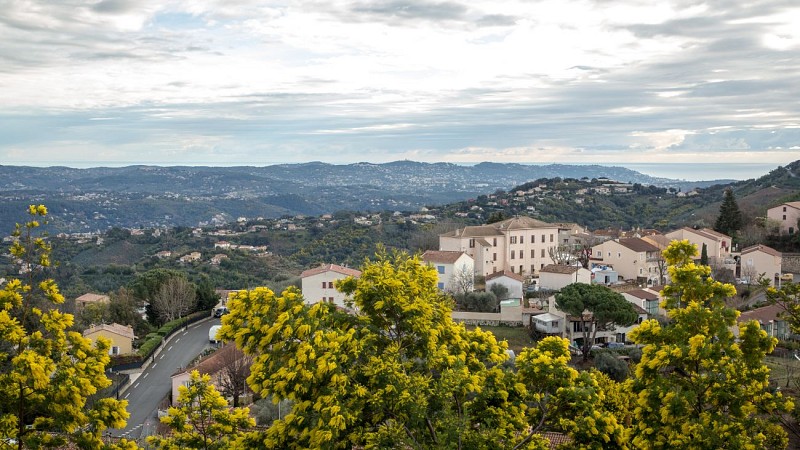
594;351;630;382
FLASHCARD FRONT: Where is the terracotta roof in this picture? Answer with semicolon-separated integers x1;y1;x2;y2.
83;323;135;340
540;264;580;274
450;225;505;238
75;293;110;304
495;216;557;230
173;344;240;378
641;234;671;249
618;237;660;253
486;269;524;282
741;244;782;258
782;201;800;210
739;303;785;324
676;226;731;242
301;264;361;278
625;289;659;301
422;250;469;264
630;303;648;314
699;227;731;240
540;432;573;449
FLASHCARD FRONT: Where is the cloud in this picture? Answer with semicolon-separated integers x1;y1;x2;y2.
0;0;798;169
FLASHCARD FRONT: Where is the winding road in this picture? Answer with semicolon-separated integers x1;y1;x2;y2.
110;318;221;440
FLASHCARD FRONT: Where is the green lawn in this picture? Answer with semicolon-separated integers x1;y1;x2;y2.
465;325;535;354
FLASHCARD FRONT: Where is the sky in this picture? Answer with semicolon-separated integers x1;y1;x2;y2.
1;0;799;175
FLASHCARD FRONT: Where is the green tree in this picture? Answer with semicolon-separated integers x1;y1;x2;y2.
195;275;220;312
700;242;708;266
147;371;254;450
555;283;638;361
0;206;136;450
129;269;190;325
714;188;743;238
219;250;540;449
629;240;791;449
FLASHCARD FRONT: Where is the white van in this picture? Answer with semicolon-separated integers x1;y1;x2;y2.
209;325;222;343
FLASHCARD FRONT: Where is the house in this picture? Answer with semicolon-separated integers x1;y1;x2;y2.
538;264;591;291
590;238;662;285
531;312;564;335
622;289;664;317
735;304;791;340
155;250;173;259
421;250;475;293
179;251;202;263
210;254;229;266
82;323;135;356
485;270;524;300
300;264;362;308
665;227;732;265
75;293;110;312
170;344;250;405
738;244;782;286
439;216;582;279
767;202;800;235
591;267;619;285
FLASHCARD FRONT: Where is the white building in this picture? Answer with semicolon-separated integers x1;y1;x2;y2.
300;264;362;308
590;238;662;285
485;270;524;300
439;216;582;279
421;250;474;293
538;264;591;291
767;202;800;235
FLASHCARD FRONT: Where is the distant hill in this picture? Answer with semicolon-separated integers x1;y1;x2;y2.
0;161;774;233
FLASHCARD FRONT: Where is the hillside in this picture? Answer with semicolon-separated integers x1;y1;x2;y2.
0;162;735;233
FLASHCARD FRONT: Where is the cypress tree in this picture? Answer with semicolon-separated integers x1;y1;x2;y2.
714;188;743;237
700;243;709;266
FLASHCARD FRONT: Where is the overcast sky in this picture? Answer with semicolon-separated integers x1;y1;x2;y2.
1;0;799;172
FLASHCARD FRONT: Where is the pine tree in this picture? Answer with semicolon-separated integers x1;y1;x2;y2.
714;188;743;237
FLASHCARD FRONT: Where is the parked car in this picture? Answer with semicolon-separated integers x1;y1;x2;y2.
213;307;229;318
606;342;625;349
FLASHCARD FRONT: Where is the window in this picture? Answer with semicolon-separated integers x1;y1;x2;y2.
550;234;554;242
511;251;515;259
784;206;787;211
510;236;517;244
519;265;523;274
111;346;120;356
493;253;497;261
596;251;601;257
540;263;545;269
510;266;515;273
608;251;611;257
437;265;445;274
520;235;524;244
469;239;475;248
541;249;545;258
519;250;523;258
531;249;535;258
531;264;535;274
328;281;334;288
493;238;497;246
784;215;787;220
328;297;334;302
541;235;545;243
617;252;621;258
437;282;444;289
322;281;326;288
639;268;643;275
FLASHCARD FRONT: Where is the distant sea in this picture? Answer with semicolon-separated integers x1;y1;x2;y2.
614;163;782;181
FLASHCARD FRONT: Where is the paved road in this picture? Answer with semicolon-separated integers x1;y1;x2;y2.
110;318;220;440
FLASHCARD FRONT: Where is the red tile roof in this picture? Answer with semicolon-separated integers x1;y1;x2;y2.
486;269;524;282
540;264;580;274
301;264;361;278
741;244;782;257
618;237;660;253
422;250;469;264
